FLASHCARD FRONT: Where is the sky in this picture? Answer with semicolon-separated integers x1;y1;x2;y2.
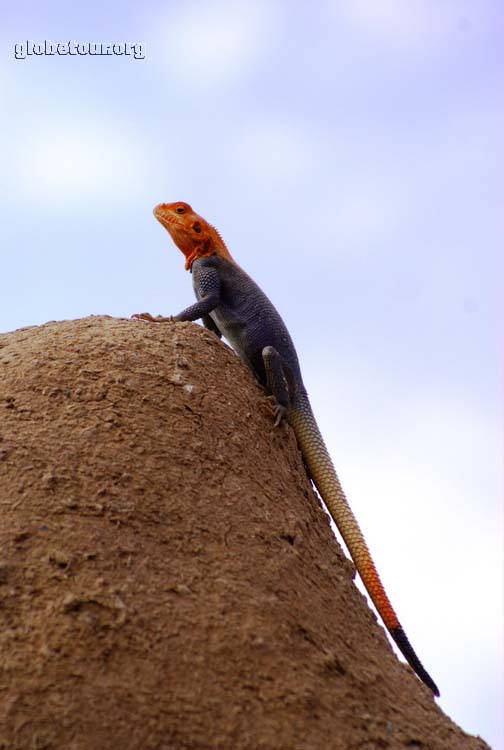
1;1;502;746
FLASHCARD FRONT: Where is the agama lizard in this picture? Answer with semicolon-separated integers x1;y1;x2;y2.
133;201;440;696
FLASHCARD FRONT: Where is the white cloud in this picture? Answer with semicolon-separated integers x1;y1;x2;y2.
150;0;277;90
9;116;152;204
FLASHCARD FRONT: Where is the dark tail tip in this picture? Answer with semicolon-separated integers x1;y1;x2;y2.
390;626;440;696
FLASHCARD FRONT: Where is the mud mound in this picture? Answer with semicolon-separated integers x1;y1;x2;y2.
0;316;489;750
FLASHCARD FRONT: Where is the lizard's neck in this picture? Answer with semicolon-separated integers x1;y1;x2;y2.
183;230;234;271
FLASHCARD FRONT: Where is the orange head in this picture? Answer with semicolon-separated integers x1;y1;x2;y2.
153;202;234;270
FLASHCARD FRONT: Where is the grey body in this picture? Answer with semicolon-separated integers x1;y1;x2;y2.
175;256;307;406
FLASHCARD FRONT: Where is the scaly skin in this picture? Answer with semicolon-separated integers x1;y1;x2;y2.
133;201;440;697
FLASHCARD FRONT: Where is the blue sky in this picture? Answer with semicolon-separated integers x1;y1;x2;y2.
1;1;502;746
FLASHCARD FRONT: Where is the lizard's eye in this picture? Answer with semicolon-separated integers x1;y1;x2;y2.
193;222;201;233
176;206;185;214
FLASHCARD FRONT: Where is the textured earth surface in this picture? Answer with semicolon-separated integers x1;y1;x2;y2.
0;316;490;750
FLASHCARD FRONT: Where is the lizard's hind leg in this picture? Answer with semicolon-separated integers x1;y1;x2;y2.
262;346;290;426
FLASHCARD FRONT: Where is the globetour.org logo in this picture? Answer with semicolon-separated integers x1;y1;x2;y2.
14;40;146;60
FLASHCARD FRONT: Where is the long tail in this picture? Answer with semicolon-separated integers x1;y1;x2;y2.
289;395;439;696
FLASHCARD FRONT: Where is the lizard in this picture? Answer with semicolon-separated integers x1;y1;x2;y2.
133;201;440;697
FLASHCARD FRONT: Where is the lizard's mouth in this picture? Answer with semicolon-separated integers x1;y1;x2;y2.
153;205;175;229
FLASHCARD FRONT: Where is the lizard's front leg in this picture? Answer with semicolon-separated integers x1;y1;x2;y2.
133;264;222;326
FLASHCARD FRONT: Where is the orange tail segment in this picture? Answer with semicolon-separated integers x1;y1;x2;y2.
289;398;439;696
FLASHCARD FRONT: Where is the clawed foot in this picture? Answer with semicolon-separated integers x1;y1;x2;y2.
132;312;156;323
266;395;288;427
131;312;174;323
